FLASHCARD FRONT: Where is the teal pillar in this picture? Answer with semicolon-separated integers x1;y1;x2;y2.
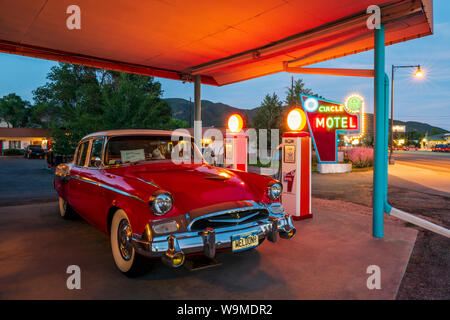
373;24;385;238
384;73;390;204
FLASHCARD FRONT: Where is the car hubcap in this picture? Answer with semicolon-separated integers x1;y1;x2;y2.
117;219;133;261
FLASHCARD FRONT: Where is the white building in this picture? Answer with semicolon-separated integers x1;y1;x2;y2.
0;128;52;154
0;119;10;128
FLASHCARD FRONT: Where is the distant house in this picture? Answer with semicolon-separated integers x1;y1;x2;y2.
0;119;10;128
421;133;449;149
0;128;52;154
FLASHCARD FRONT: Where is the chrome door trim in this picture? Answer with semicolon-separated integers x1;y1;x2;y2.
70;175;146;203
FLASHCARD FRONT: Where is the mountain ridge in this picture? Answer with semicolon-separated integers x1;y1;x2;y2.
164;98;448;134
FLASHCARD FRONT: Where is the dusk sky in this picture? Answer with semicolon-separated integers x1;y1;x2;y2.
1;1;449;131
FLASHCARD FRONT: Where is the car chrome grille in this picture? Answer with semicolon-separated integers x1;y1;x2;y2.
189;208;269;231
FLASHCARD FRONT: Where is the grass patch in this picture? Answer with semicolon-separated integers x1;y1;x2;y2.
351;166;373;172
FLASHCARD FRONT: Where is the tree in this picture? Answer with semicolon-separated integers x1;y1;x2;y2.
33;63;177;155
0;93;31;127
253;93;283;130
253;93;284;149
101;72;172;130
285;78;322;107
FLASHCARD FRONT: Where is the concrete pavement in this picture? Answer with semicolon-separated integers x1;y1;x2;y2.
0;199;417;300
0;156;56;206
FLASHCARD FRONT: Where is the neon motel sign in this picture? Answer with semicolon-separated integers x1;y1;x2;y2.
300;94;363;163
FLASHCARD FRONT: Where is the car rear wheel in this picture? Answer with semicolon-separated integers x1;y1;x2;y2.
58;197;76;219
110;209;147;276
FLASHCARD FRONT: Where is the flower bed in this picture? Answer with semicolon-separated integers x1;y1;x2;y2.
347;147;374;168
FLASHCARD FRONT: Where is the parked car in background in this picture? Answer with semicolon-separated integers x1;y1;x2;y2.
54;130;295;276
432;144;449;152
24;145;45;159
406;145;419;151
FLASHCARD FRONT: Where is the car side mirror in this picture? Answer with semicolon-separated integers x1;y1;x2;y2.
91;157;102;168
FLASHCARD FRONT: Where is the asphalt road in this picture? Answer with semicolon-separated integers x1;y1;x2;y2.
391;150;450;173
0;156;56;206
311;150;449;208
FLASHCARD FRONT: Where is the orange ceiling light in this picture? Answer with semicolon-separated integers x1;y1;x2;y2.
227;114;244;132
287;108;307;131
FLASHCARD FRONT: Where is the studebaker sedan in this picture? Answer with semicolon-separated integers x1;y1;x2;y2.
54;130;295;276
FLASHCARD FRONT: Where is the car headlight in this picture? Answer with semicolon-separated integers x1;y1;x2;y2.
150;191;173;216
267;181;282;200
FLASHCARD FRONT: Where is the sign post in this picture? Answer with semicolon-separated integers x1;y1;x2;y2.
281;108;312;220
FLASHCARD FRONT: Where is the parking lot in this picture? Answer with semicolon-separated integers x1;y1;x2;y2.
0;156;420;299
0;199;416;300
0;156;56;206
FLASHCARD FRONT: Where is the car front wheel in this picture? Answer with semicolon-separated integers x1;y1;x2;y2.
110;209;147;276
58;197;76;219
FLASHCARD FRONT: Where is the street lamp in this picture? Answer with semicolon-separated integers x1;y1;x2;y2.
389;64;424;164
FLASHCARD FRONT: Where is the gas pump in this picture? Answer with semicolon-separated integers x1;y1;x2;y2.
224;114;247;171
281;108;312;220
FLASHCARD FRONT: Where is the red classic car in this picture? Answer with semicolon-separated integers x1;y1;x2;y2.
54;130;295;275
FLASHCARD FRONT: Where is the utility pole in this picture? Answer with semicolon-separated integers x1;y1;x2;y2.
189;97;192;127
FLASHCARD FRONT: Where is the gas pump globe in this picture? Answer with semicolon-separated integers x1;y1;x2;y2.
281;108;312;220
224;114;247;171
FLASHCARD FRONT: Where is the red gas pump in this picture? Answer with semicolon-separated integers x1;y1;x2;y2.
281;108;312;220
224;114;247;171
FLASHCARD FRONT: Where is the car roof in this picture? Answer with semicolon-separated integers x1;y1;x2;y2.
81;129;193;140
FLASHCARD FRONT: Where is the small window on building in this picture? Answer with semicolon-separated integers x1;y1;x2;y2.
9;140;21;149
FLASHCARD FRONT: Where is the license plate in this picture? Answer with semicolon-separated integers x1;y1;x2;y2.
231;231;259;252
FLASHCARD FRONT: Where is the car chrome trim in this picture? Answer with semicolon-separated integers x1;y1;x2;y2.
131;207;295;261
186;200;266;231
136;178;160;189
206;210;262;223
70;175;146;203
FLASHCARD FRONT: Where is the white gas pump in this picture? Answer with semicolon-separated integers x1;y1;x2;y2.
224;114;247;171
281;109;312;220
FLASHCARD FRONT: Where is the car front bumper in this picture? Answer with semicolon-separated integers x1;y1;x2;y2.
130;202;296;267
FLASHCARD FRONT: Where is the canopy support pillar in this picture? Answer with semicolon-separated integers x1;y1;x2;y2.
373;24;386;238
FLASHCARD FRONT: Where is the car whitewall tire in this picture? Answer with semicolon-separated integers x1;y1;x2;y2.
58;197;76;219
110;209;146;276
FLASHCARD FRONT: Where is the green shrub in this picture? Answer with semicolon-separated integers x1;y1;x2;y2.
3;148;23;155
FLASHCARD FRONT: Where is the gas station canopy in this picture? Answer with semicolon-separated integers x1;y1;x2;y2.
0;0;432;86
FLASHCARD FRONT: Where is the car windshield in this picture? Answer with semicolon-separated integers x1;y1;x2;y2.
104;135;203;166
